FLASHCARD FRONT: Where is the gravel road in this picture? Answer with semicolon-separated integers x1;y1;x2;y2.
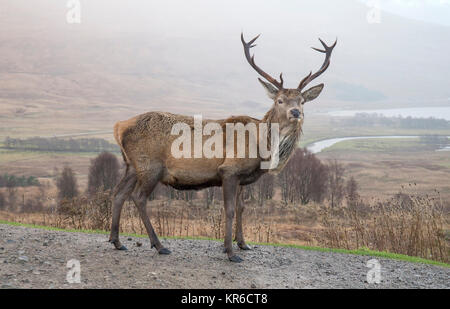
0;224;448;289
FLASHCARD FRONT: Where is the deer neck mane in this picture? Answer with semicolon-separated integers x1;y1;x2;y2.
261;107;303;172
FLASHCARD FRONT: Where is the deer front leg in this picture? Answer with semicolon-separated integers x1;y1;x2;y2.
222;176;242;263
235;186;251;250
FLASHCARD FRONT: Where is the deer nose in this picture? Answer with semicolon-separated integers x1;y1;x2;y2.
290;109;300;118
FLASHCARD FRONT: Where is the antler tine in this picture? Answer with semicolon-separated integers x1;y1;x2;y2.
241;32;283;89
298;38;337;90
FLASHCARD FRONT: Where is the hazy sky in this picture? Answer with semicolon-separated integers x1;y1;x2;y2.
1;0;449;115
358;0;450;26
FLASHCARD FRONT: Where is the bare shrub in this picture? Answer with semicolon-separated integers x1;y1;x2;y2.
57;191;112;230
7;187;18;211
254;173;275;206
57;196;88;229
345;176;359;208
56;166;79;200
0;191;5;210
279;148;328;205
327;160;345;208
88;191;113;230
87;152;120;195
204;186;222;208
154;184;196;203
241;184;254;201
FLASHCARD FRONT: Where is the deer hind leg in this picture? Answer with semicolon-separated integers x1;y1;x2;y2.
109;166;137;250
235;186;251;250
131;168;171;255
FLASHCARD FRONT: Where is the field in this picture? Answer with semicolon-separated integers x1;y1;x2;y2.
1;111;449;265
1;181;448;263
2;112;449;199
0;148;99;187
316;137;450;199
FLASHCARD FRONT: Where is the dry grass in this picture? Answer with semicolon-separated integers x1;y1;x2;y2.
0;192;279;245
1;186;448;263
320;186;449;263
317;149;450;200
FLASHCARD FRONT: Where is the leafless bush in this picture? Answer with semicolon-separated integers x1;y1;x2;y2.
0;191;5;210
204;186;222;208
254;173;275;206
87;152;120;195
7;187;18;211
345;176;359;208
57;191;112;230
279;148;328;205
155;184;196;203
327;160;345;208
56;166;78;200
22;198;44;213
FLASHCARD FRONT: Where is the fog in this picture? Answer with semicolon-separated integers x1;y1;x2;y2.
1;0;449;118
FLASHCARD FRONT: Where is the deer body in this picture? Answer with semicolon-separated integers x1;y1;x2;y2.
109;33;336;262
116;112;268;188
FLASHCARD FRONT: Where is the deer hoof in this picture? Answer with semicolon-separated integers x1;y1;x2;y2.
158;248;171;255
228;255;243;263
110;240;127;251
238;243;251;250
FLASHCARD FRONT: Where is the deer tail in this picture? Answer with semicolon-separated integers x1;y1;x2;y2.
113;121;131;167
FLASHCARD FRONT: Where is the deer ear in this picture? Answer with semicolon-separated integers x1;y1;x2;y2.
258;78;278;99
302;84;324;103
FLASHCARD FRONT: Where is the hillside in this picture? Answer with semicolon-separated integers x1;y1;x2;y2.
1;0;450;138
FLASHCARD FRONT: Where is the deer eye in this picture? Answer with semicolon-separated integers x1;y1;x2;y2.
277;99;283;104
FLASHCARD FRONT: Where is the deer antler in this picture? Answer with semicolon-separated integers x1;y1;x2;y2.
241;33;284;90
298;38;337;91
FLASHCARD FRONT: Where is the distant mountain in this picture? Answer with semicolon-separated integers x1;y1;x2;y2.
0;0;449;135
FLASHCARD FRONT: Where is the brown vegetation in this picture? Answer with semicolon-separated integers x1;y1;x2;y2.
1;150;448;263
56;166;79;200
87;152;120;195
2;185;447;263
279;149;328;205
321;185;449;262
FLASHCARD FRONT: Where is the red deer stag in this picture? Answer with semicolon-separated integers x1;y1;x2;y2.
109;33;336;262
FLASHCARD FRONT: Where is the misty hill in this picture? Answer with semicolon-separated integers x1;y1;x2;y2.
0;0;449;136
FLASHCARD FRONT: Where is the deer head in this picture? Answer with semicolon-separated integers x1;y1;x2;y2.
241;33;336;124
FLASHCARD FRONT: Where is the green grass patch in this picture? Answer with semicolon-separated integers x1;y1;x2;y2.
0;148;102;163
321;138;434;153
436;161;450;169
1;220;448;268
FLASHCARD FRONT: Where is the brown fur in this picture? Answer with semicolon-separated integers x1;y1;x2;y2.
115;109;301;190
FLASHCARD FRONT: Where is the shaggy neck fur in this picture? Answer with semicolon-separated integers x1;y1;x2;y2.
261;107;303;172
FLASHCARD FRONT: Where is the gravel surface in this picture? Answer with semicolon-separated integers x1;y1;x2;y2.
0;224;448;289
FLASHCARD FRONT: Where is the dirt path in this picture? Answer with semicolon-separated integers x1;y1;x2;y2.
0;224;448;289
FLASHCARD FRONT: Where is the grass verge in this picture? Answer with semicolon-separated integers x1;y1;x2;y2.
1;219;448;268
